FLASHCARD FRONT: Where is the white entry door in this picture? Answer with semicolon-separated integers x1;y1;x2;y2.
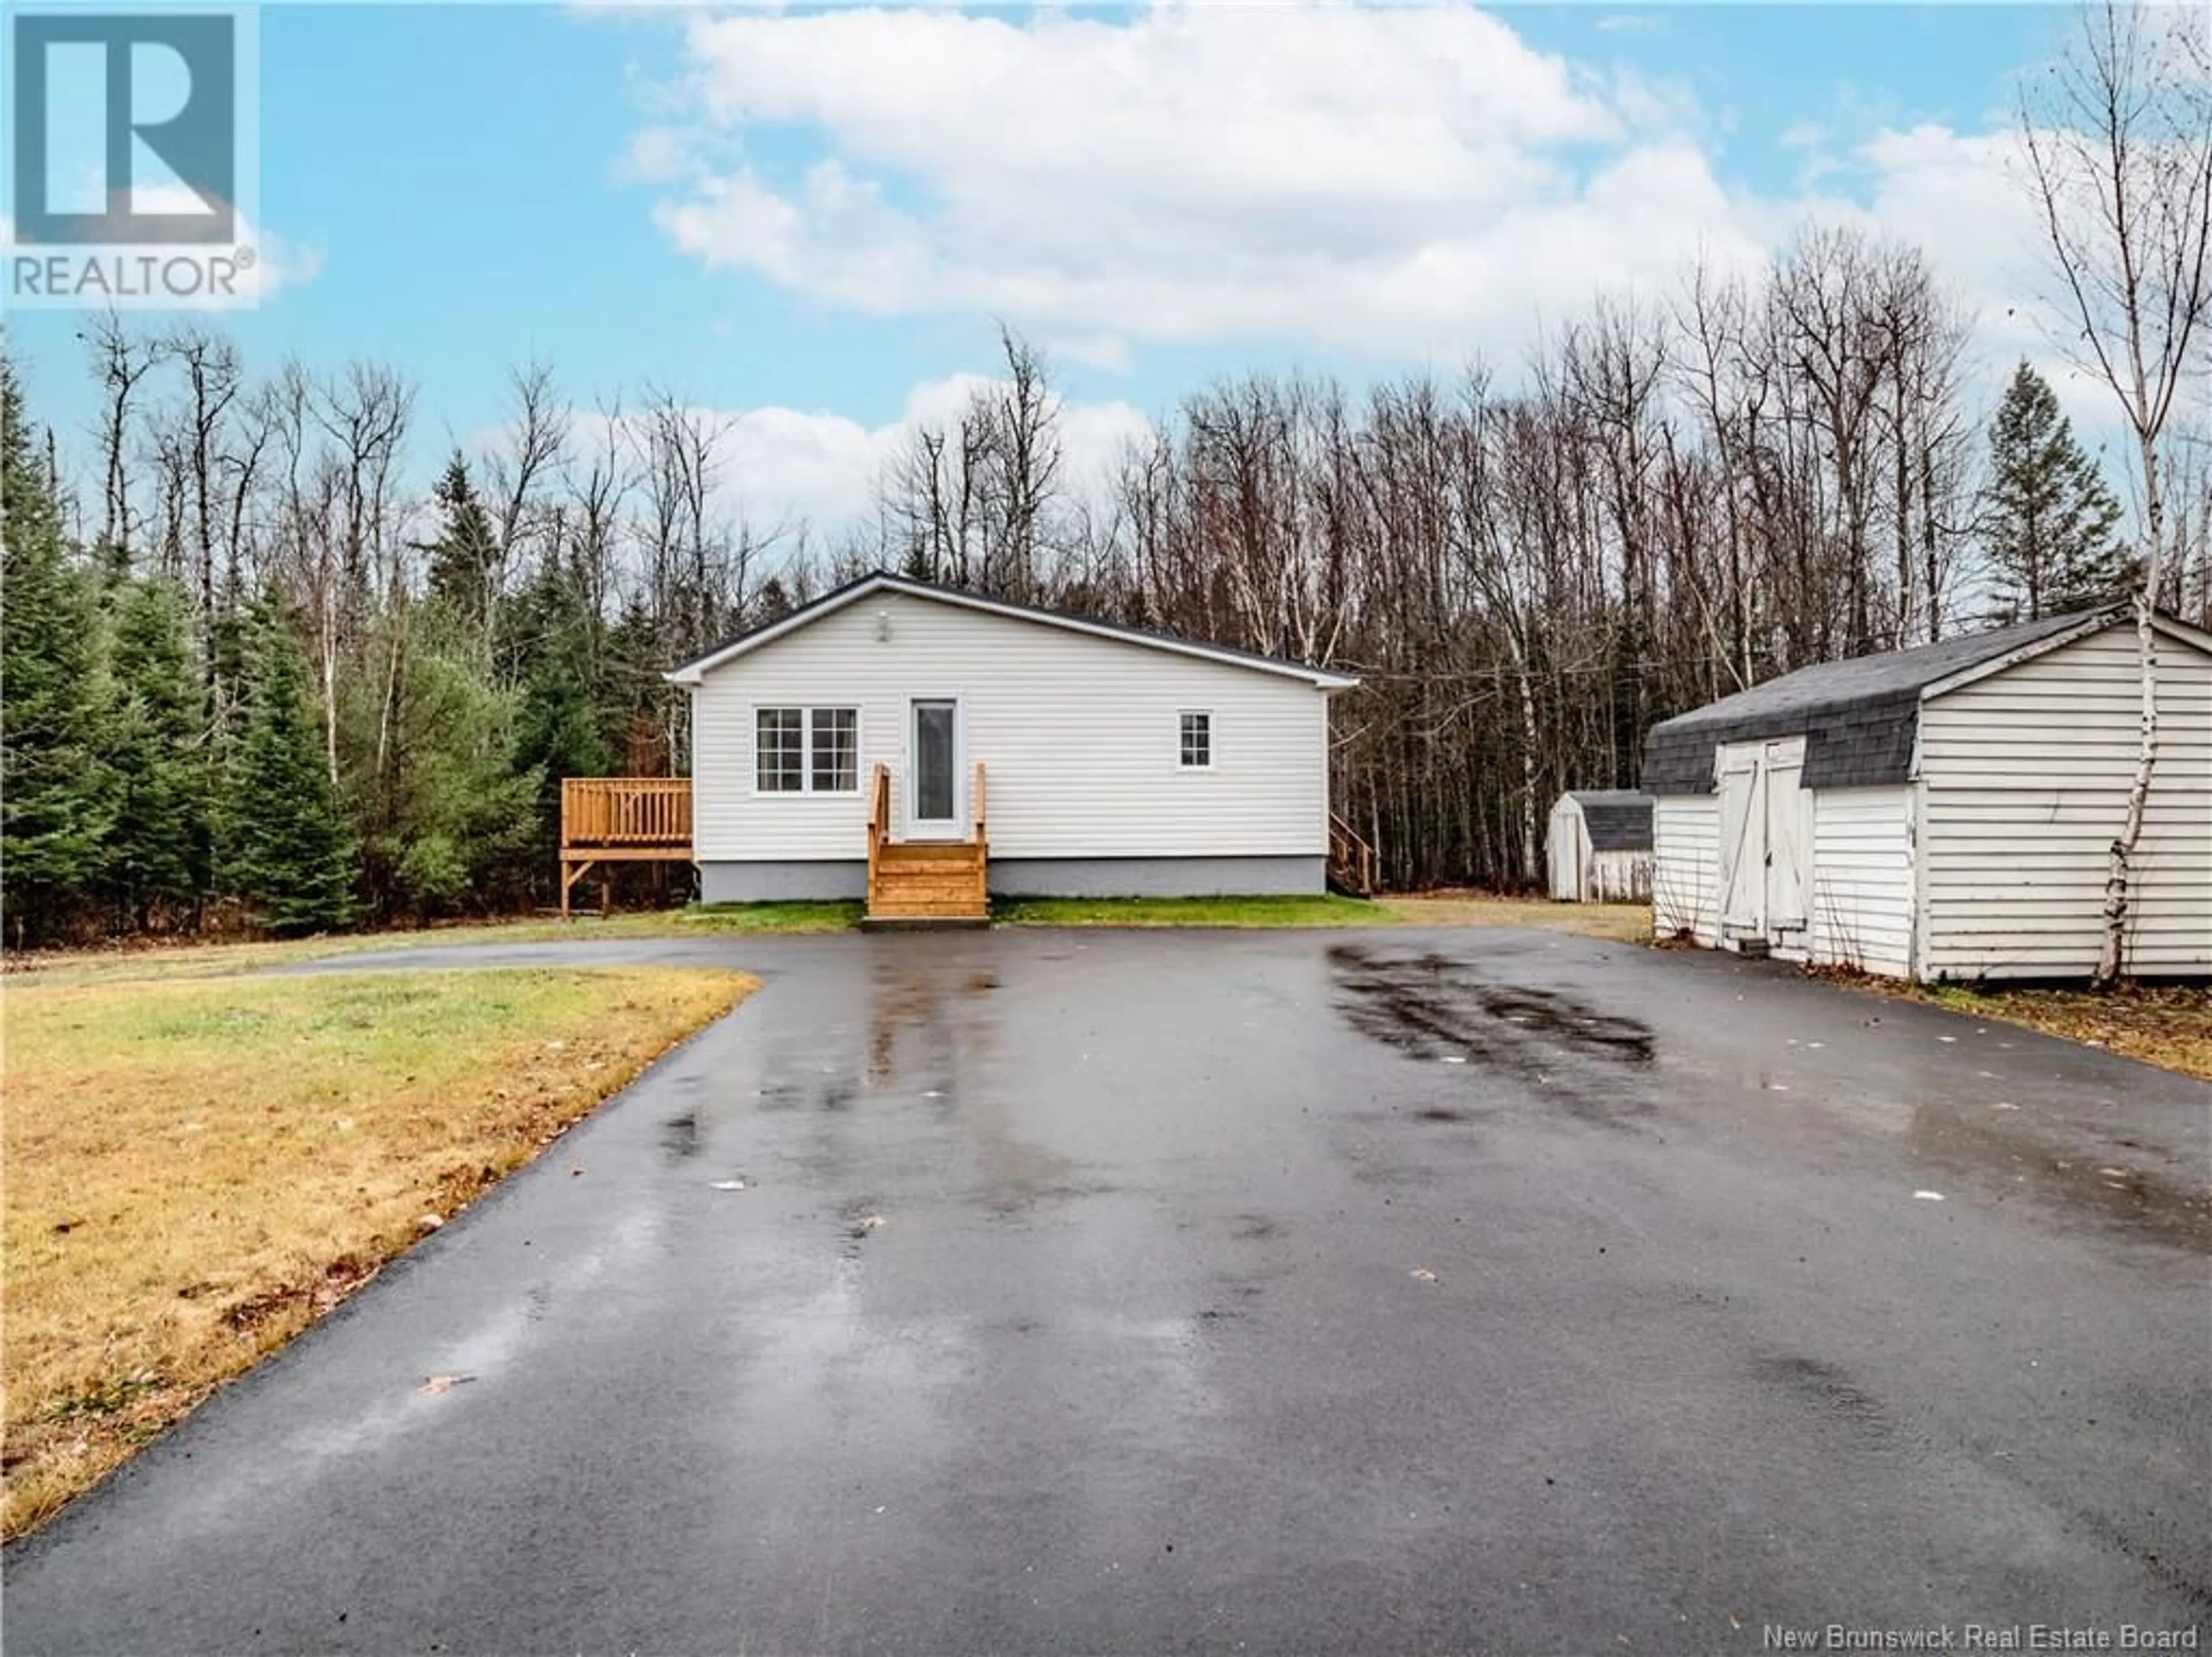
907;697;963;839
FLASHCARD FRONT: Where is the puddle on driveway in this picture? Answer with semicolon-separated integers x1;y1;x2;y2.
661;1110;702;1159
1327;945;1654;1066
1904;1104;2212;1254
1327;945;1656;1128
1751;1352;1891;1439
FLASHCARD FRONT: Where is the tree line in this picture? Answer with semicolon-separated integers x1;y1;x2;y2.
3;5;2205;947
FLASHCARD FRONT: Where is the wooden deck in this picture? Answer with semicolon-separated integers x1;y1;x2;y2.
866;761;989;925
560;777;693;916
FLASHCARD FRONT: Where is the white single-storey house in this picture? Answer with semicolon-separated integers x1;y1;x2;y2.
664;571;1361;908
1642;605;2212;982
1546;790;1654;903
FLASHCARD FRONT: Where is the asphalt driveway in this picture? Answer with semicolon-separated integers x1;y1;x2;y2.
7;928;2209;1654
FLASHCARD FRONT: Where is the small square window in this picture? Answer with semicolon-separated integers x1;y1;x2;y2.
1180;711;1212;769
757;708;804;792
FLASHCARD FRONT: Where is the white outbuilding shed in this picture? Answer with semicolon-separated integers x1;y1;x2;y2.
1547;790;1654;902
1642;606;2212;982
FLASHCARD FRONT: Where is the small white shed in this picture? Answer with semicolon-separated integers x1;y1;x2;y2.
1642;606;2212;982
1547;790;1654;902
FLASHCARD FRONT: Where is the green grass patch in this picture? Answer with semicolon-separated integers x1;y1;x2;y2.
674;901;866;933
992;894;1387;928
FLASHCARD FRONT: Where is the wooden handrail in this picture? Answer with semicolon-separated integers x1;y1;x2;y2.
561;777;692;848
972;761;987;850
1328;810;1376;897
866;762;891;892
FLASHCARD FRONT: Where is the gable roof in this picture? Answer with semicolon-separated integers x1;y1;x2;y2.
1641;607;2124;795
1563;790;1654;852
664;570;1360;690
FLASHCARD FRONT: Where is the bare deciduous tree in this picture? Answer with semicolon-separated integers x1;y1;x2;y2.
2020;0;2212;985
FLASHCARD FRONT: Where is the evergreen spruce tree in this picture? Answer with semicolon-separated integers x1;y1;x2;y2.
514;633;615;895
1;361;116;944
105;578;210;929
424;453;501;630
1984;361;2131;622
753;576;794;624
228;612;358;936
338;607;539;920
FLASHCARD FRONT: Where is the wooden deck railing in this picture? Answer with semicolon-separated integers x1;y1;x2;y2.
1328;811;1376;898
562;777;692;848
972;761;988;853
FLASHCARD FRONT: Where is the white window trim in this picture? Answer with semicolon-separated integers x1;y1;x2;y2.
752;703;863;797
1177;708;1215;771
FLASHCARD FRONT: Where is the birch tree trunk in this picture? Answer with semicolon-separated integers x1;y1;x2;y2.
2018;0;2211;986
2096;586;2158;985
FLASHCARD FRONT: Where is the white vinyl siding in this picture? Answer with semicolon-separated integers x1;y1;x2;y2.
1652;795;1719;945
691;590;1330;863
1808;785;1915;978
1917;624;2212;981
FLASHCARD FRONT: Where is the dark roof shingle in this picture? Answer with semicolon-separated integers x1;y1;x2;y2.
1640;608;2117;795
1563;790;1654;852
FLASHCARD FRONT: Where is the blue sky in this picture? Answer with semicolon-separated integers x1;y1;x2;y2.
8;3;2089;533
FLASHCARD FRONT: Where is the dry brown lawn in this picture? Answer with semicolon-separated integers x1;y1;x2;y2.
1381;891;1653;943
1904;982;2212;1081
2;964;752;1539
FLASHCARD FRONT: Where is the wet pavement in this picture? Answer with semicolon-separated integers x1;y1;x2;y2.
7;927;2210;1654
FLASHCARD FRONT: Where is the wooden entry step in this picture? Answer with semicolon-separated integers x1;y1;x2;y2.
865;761;990;924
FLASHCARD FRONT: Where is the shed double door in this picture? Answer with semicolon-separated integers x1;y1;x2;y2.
1715;737;1813;952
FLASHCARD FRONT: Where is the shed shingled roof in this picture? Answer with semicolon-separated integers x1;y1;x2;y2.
1639;608;2120;795
1564;790;1654;852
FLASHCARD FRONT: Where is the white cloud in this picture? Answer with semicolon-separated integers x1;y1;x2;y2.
642;5;1763;361
631;5;2151;451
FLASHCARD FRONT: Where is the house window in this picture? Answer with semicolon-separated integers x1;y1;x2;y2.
810;708;858;793
757;707;859;793
1180;710;1213;769
757;708;804;792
